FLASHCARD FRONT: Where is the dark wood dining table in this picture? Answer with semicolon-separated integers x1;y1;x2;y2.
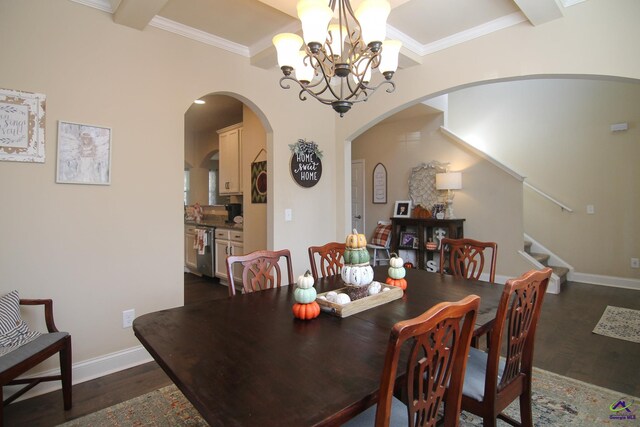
133;267;503;427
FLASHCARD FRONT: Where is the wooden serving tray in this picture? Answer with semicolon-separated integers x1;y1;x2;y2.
316;283;403;318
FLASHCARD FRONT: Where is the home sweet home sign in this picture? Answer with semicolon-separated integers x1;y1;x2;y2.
289;139;322;188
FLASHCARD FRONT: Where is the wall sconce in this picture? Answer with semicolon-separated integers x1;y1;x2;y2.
436;172;462;219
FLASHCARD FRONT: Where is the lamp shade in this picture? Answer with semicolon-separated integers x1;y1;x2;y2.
273;33;303;69
295;51;315;83
436;172;462;190
379;39;402;74
355;0;391;45
297;0;333;46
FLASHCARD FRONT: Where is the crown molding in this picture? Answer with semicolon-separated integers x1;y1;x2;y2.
69;0;113;13
421;12;528;56
150;16;250;57
249;20;301;57
560;0;587;7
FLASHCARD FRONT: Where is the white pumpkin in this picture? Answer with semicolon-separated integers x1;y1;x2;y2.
368;281;382;295
348;265;374;286
341;265;352;284
335;293;351;305
325;291;338;303
389;253;404;268
297;270;315;289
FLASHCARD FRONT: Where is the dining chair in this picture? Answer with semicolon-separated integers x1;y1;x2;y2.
367;221;392;266
344;295;480;427
307;242;345;280
439;238;498;348
461;267;552;427
439;238;498;283
0;292;72;425
226;249;294;296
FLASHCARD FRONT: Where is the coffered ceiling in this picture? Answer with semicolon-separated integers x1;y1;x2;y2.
76;0;583;70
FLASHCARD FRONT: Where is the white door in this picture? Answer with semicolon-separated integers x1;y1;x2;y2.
351;160;365;234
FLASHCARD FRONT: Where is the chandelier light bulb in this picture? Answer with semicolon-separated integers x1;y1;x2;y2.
298;0;333;50
328;24;347;57
355;0;391;46
379;39;402;78
273;33;303;73
295;51;315;83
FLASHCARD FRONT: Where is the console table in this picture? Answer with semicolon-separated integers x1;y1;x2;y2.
390;218;465;270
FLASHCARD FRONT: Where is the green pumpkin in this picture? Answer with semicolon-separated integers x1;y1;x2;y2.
388;266;406;280
344;248;370;264
294;287;317;304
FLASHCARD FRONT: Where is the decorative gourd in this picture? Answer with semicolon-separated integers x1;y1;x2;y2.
368;281;382;295
335;293;351;305
404;262;414;269
342;264;374;286
389;253;404;268
345;228;367;248
294;287;317;304
292;301;321;320
297;270;315;289
344;248;370;264
388;266;406;280
385;277;408;290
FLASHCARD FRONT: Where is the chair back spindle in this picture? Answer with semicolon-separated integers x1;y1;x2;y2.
226;249;294;296
307;242;345;280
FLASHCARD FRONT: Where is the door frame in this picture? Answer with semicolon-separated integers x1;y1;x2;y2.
351;159;366;235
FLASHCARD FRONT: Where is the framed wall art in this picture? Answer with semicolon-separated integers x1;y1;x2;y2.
393;200;411;218
251;148;267;203
56;121;112;185
372;163;387;204
0;88;46;163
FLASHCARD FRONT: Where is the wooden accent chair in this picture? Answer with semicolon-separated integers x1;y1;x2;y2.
226;249;294;296
0;296;72;425
439;238;498;347
344;295;480;427
461;268;552;427
439;238;498;283
307;242;345;280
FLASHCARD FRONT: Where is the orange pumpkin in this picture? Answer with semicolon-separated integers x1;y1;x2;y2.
385;277;408;290
292;301;321;320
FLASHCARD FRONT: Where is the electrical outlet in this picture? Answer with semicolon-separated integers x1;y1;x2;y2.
632;258;640;269
586;204;595;214
122;309;135;328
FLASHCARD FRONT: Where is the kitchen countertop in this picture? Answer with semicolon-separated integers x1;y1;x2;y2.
185;219;243;231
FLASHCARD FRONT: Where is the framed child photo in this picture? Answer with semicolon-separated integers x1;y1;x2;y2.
393;200;411;218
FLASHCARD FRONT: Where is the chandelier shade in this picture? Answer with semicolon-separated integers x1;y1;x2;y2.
273;0;401;117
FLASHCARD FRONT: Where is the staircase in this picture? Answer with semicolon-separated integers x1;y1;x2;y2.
524;240;569;286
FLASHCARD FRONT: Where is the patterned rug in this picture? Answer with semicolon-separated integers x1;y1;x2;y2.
592;306;640;344
59;368;639;426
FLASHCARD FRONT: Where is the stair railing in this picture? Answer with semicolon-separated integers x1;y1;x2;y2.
524;182;573;212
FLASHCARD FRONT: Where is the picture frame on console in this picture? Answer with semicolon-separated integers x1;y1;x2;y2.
393;200;411;218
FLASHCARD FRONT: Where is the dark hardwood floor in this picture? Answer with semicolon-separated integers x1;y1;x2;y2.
4;275;639;426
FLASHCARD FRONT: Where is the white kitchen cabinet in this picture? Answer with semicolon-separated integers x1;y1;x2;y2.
214;228;244;285
218;123;243;195
184;225;198;271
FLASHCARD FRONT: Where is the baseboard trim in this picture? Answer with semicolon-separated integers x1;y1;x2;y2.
569;272;640;290
5;345;153;402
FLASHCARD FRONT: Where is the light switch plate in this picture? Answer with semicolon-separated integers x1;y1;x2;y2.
586;205;595;214
285;208;292;222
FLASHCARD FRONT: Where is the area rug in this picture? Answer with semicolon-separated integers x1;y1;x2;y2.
59;368;638;426
592;305;640;344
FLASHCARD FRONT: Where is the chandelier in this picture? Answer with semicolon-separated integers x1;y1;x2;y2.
273;0;401;117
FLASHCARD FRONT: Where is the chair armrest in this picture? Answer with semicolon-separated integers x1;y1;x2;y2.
19;299;59;333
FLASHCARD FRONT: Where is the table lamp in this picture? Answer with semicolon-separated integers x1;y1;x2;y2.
436;172;462;219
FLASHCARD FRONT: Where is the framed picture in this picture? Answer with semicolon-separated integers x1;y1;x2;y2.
399;231;417;248
372;163;387;204
0;88;46;163
56;121;112;185
393;200;411;218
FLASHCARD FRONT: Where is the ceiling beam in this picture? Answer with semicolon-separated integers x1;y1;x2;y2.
113;0;169;30
513;0;564;26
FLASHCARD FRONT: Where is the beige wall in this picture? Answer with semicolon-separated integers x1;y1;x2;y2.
353;111;529;277
0;0;335;373
447;79;640;279
241;105;267;253
1;0;639;379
